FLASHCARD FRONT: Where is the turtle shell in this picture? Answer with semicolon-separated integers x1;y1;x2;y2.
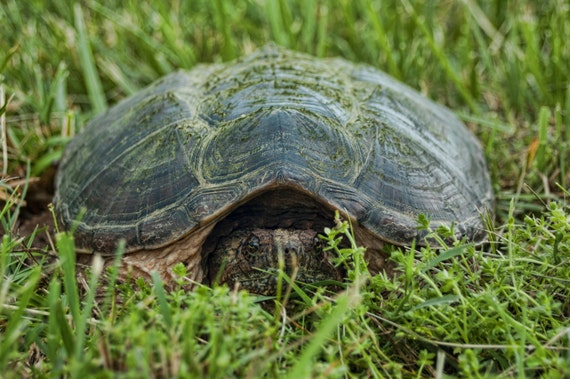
54;45;494;255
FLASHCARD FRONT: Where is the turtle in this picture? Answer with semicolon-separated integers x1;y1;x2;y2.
54;44;494;295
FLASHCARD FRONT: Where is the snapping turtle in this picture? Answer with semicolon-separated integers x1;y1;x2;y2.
54;45;493;294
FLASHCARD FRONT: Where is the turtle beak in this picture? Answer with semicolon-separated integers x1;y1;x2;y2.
272;233;303;257
272;236;303;270
282;241;301;255
275;242;299;274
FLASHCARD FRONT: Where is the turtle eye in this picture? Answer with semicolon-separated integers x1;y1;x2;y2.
242;234;260;255
248;236;260;248
313;236;324;253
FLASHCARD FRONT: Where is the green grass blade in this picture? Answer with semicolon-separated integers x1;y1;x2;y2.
363;0;401;79
152;271;172;328
38;62;68;125
0;266;41;368
408;294;460;312
73;3;106;114
0;235;12;276
421;244;471;273
212;0;237;60
535;106;550;172
402;0;478;113
0;84;7;177
56;232;80;324
300;0;316;51
285;291;355;379
99;59;138;96
519;16;549;105
565;84;570;141
0;44;18;74
73;255;102;365
266;0;290;47
315;3;328;58
101;240;126;317
1;161;32;229
46;279;72;369
50;283;76;360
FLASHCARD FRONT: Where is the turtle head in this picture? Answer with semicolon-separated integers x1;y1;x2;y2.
206;227;343;295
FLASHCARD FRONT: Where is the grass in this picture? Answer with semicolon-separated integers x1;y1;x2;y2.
1;0;570;377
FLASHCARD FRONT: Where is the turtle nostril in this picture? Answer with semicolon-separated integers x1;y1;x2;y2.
283;245;298;255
